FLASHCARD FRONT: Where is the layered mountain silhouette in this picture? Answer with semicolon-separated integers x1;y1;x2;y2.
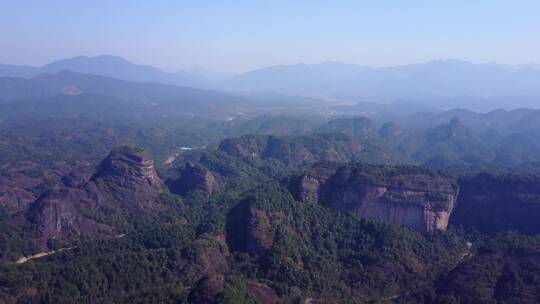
222;59;540;103
3;56;540;108
221;61;370;95
0;55;211;88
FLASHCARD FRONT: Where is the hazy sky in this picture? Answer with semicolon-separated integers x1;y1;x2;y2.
1;0;539;72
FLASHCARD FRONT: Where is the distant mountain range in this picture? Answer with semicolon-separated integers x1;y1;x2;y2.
223;59;540;102
0;70;327;121
0;55;212;88
220;61;370;95
2;56;540;109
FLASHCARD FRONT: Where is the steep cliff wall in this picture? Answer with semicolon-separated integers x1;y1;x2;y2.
25;145;163;249
91;145;162;191
294;162;459;232
451;173;540;234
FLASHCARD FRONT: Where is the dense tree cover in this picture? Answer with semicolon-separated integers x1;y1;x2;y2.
0;208;39;262
226;186;468;302
3;105;540;303
451;173;540;235
0;116;221;170
3;121;540;302
0;183;470;303
398;232;540;304
220;114;319;137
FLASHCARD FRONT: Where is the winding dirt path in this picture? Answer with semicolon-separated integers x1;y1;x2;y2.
15;246;75;264
14;234;127;265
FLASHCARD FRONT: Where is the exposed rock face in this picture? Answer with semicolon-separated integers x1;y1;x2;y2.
294;162;459;232
175;163;222;197
92;145;162;191
22;145;162;249
89;145;163;210
27;188;114;247
245;207;275;253
226;200;284;254
181;237;229;288
451;174;540;234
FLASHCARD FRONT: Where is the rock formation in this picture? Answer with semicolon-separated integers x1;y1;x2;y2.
23;145;162;249
174;163;222;197
294;162;459;232
27;187;114;247
91;145;162;191
226;199;286;254
451;173;540;234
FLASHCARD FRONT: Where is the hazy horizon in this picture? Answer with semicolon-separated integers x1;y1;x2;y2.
3;54;539;75
1;1;539;73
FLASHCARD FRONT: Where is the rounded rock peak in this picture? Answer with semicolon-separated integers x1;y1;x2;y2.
93;145;162;189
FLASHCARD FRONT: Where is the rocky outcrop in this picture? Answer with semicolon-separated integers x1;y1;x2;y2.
89;145;163;210
181;236;229;289
23;145;162;249
451;173;540;234
245;207;276;253
294;162;459;233
91;145;162;191
27;187;114;247
226;200;286;254
174;163;222;197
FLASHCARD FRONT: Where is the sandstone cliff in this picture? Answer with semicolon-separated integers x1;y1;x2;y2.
293;162;459;232
24;145;162;249
91;145;162;191
226;198;287;255
27;187;114;248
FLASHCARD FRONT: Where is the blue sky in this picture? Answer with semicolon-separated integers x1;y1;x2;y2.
1;1;539;72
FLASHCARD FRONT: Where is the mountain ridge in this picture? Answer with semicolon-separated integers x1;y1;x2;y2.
0;55;211;88
222;59;540;101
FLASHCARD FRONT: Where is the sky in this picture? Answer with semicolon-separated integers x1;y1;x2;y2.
0;0;539;73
